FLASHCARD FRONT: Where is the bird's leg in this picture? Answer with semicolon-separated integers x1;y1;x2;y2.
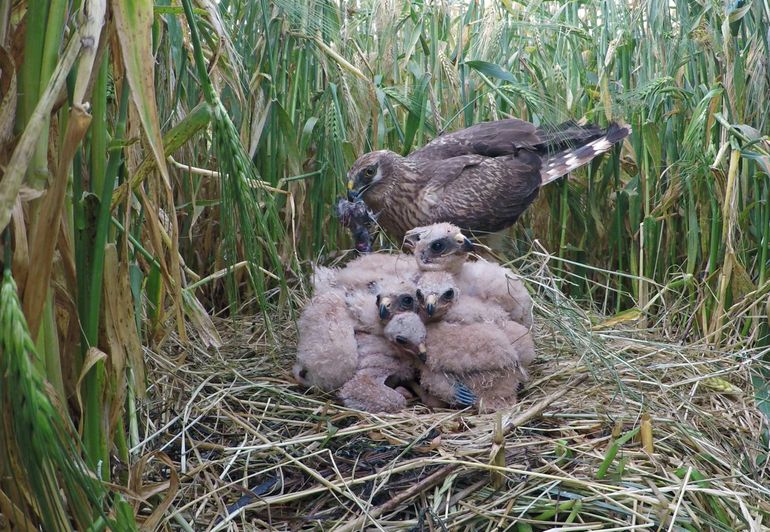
406;380;448;408
383;374;416;400
393;386;415;400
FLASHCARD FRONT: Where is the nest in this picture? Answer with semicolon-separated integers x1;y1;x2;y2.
134;257;770;531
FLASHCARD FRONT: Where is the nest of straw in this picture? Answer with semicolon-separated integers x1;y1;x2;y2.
135;260;770;531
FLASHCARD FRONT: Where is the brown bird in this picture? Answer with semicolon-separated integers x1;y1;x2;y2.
347;119;630;240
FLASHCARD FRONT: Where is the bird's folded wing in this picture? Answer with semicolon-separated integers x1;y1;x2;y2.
418;154;487;194
407;118;542;161
428;153;543;233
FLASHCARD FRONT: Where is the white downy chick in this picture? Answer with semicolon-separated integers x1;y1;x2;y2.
422;318;535;413
404;223;474;274
293;290;359;391
338;312;426;413
456;259;533;328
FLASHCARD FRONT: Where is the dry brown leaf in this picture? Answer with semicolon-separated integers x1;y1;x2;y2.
0;24;83;233
75;347;108;433
128;451;179;531
10;197;29;291
23;105;91;337
0;488;37;532
102;246;129;437
103;244;146;404
16;185;45;201
182;289;222;349
112;0;170;188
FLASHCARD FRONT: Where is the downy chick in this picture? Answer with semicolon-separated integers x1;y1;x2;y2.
376;285;419;323
375;313;489;410
456;259;533;328
404;223;474;274
408;278;536;412
416;271;507;324
338;312;426;413
414;271;458;323
293;290;359;391
314;253;418;296
295;268;417;390
423;318;535;413
407;224;532;328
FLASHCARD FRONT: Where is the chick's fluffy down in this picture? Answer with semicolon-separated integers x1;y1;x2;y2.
420;368;523;414
457;260;533;328
425;321;532;374
418;319;535;413
338;333;416;413
294;291;359;391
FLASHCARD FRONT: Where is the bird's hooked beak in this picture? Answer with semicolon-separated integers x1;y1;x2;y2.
417;343;427;363
425;294;438;317
454;233;474;252
378;299;391;320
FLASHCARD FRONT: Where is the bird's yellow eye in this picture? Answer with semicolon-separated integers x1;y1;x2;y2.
364;166;376;178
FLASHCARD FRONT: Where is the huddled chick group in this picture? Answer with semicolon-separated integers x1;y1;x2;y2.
292;223;536;414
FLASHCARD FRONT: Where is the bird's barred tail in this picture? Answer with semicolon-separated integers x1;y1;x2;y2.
540;122;631;185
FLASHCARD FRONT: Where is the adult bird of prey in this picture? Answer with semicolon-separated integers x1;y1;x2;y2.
346;118;631;241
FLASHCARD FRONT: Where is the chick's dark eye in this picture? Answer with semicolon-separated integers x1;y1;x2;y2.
400;295;414;308
416;290;424;302
395;336;408;346
430;240;445;253
442;289;455;301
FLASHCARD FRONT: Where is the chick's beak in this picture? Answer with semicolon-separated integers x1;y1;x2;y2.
425;294;438;316
417;343;427;363
378;300;391;320
453;233;474;252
